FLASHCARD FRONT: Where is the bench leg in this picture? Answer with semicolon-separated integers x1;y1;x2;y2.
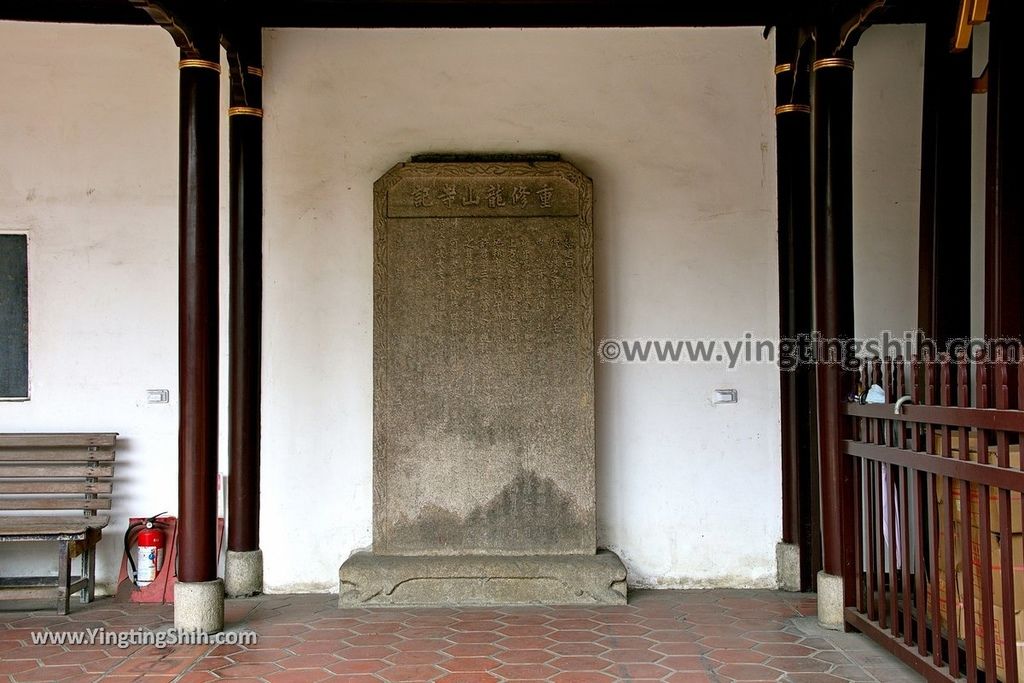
56;540;71;616
81;543;96;604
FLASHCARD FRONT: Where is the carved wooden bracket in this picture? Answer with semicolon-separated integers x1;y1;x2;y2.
128;0;218;59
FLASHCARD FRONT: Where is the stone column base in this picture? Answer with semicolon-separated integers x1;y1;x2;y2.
225;549;264;597
776;542;801;592
816;570;844;630
340;550;627;607
174;578;225;633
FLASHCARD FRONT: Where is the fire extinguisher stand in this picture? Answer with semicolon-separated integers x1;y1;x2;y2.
115;516;226;604
116;516;179;604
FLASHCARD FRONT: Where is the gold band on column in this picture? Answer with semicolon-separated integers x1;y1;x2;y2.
775;104;811;115
229;106;264;118
246;66;264;78
774;63;794;74
179;59;221;73
812;57;854;72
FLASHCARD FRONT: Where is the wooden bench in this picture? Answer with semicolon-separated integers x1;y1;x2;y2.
0;433;117;614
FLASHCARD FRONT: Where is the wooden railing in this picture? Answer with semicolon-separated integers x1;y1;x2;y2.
843;351;1024;683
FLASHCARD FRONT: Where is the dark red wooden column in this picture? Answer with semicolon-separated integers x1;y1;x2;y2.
985;0;1024;345
918;0;972;349
225;26;264;595
775;25;816;592
177;35;222;587
810;26;856;619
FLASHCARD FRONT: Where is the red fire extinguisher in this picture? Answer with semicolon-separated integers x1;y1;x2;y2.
124;513;168;588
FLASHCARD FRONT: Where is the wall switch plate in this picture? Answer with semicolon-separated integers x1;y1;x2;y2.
712;388;738;404
146;389;170;404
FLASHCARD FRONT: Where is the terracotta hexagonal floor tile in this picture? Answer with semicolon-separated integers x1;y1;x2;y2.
449;631;503;644
664;673;715;683
439;657;501;672
263;669;335;683
335;645;397;660
231;648;289;663
594;636;654;650
325;658;389;675
651;642;706;656
491;663;560;679
603;662;672;679
498;613;552;626
497;636;557;649
745;630;802;644
387;650;449;666
376;664;446;681
599;648;662;664
345;633;403;647
657;654;708;671
400;626;455;639
436;674;500;683
766;655;831;673
443;643;501;658
698;636;756;649
645;630;701;643
212;662;285;678
453;621;505;632
547;655;611;671
498;624;555;637
545;631;602;643
349;622;404;635
547;642;607;657
754;642;816;657
40;650;109;666
593;623;650;637
549;672;618;683
277;653;340;669
706;648;769;664
714;662;784;680
393;638;450;652
0;660;38;675
494;649;555;664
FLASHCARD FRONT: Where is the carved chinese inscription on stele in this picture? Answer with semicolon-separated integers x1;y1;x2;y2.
373;161;595;556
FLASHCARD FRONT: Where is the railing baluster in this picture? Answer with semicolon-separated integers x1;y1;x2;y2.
939;354;962;678
946;353;978;683
900;463;912;644
876;459;887;629
970;353;997;679
854;454;865;614
888;460;899;636
993;348;1018;683
867;455;879;623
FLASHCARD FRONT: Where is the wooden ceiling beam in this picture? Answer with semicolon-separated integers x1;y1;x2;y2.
1;0;931;29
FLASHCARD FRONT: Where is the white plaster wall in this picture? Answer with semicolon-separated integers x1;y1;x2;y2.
260;27;781;590
0;23;785;592
0;22;232;588
852;25;925;346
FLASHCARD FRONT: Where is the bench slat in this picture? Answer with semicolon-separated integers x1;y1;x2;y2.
0;464;114;478
0;434;117;448
0;498;111;511
0;515;109;535
0;482;112;494
0;577;89;600
0;449;116;462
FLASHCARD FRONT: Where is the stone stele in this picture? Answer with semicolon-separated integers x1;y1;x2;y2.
339;157;626;606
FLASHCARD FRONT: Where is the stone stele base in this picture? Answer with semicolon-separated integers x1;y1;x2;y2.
776;542;801;592
225;549;264;598
816;570;844;631
339;550;627;607
174;578;225;633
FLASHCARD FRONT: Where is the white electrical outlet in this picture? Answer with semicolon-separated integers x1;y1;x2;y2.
712;389;738;404
146;389;170;404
